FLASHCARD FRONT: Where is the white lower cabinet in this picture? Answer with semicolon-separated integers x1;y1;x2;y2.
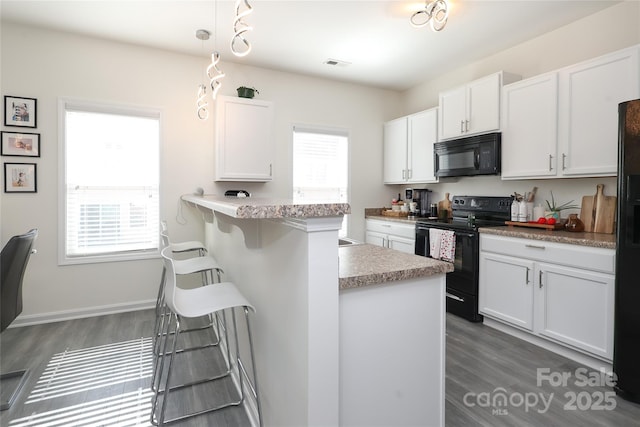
365;219;415;254
479;252;535;331
479;234;615;361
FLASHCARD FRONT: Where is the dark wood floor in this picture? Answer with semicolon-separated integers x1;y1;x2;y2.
2;310;640;426
0;310;249;427
446;313;640;427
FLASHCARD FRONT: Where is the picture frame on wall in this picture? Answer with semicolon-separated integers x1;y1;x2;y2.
1;131;40;157
4;95;37;128
4;162;37;193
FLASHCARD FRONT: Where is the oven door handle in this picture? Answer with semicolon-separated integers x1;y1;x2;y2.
416;226;476;240
446;292;465;302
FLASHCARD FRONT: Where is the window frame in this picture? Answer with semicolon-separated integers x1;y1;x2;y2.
57;97;162;265
292;124;351;236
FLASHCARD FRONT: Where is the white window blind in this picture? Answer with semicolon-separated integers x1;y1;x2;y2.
293;126;349;235
60;100;160;263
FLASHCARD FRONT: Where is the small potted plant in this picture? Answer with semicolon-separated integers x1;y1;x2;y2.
237;86;259;99
545;191;579;220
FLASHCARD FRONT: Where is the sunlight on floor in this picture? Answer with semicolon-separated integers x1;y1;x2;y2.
9;337;154;427
10;388;153;427
26;337;152;403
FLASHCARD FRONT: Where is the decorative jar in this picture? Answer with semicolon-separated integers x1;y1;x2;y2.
564;213;585;232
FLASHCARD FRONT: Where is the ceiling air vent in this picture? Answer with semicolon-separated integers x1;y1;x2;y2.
323;58;351;67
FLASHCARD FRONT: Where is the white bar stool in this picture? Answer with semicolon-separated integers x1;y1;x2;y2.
151;247;262;426
153;228;224;358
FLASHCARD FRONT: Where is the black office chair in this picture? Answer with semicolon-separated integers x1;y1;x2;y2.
1;228;38;411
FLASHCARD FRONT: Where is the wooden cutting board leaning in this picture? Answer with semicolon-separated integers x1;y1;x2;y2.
580;184;617;233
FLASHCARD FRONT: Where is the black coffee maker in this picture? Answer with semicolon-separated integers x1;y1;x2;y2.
413;189;432;217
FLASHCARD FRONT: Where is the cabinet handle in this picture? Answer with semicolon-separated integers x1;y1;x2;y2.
381;224;391;228
562;153;567;170
460;120;464;133
525;267;530;285
270;163;273;177
539;270;543;288
446;292;465;302
548;154;553;171
465;120;469;132
402;169;406;180
408;169;412;179
525;244;546;250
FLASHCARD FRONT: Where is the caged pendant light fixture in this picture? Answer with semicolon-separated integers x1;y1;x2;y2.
410;0;450;32
231;0;253;57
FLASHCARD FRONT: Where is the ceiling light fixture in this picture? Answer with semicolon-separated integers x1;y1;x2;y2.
207;0;225;101
207;51;225;99
196;29;210;120
231;0;253;57
410;0;449;32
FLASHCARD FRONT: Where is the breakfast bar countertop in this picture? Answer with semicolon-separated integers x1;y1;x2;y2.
479;226;616;249
339;243;453;290
182;194;351;219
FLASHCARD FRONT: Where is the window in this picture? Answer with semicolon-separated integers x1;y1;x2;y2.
292;126;349;236
59;99;160;264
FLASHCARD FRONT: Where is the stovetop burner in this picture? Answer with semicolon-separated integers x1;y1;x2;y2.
415;195;512;231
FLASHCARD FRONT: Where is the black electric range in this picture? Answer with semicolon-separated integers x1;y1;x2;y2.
414;196;511;321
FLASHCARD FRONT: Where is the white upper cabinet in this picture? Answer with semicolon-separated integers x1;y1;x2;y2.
501;73;559;179
558;46;639;177
502;45;640;180
215;95;275;182
439;71;520;141
383;108;438;184
383;117;408;184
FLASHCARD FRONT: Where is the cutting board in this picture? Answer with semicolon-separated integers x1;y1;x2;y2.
580;184;616;233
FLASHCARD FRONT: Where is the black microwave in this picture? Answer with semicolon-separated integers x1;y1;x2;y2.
434;132;501;177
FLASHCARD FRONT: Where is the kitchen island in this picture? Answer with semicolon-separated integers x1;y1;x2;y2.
181;195;452;426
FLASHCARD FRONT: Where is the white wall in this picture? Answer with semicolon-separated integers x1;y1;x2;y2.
2;1;639;321
0;22;399;321
394;1;640;210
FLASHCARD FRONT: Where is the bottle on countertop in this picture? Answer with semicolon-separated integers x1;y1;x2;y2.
518;199;528;222
511;196;519;221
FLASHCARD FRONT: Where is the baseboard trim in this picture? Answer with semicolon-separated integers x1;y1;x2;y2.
9;299;156;327
483;317;613;372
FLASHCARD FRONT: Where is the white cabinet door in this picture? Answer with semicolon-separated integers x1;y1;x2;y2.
535;263;615;360
558;46;640;176
439;72;513;141
407;108;438;183
479;252;535;331
387;235;416;254
383;117;408;184
365;220;416;253
215;96;274;181
501;73;559;179
439;86;467;140
467;72;501;136
365;230;386;248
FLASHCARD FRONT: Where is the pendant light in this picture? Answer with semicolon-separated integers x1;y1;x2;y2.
207;0;225;100
195;29;210;120
231;0;253;57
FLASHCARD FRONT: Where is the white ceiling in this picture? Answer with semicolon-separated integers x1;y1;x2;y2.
0;0;620;91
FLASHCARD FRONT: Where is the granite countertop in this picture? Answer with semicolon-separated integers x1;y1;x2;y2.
339;244;453;290
479;226;616;249
364;208;419;224
182;194;351;219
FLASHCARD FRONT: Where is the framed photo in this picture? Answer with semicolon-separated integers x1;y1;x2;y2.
4;163;37;193
4;96;37;128
1;131;40;157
